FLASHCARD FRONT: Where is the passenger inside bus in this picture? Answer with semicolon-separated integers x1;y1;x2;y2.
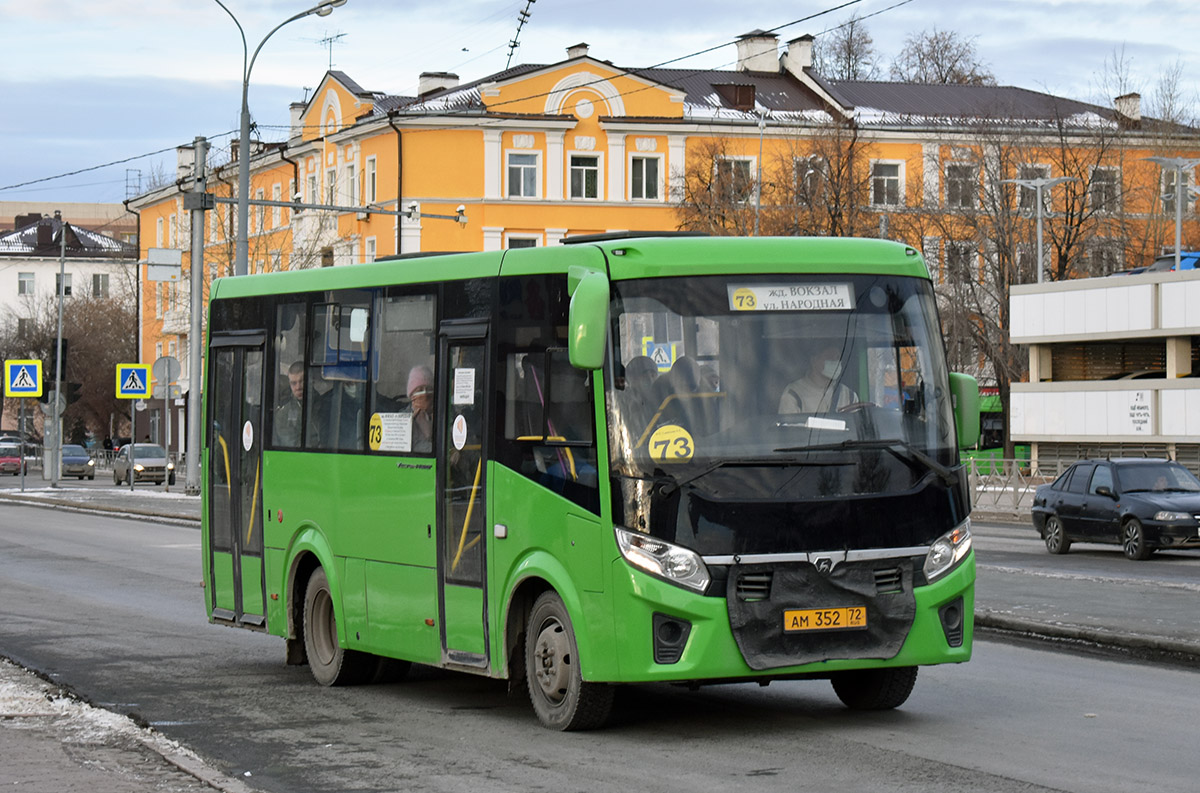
406;365;434;452
273;361;305;447
778;340;857;414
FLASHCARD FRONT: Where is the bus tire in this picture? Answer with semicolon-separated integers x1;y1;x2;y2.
525;591;613;731
303;568;372;686
831;666;918;710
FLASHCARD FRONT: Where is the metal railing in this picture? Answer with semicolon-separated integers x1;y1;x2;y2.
965;457;1065;520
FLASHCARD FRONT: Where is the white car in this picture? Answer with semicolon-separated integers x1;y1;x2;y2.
112;443;175;485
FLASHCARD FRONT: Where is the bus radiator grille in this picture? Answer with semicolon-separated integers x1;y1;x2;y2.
735;572;773;601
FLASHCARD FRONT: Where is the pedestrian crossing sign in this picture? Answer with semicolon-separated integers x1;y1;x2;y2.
4;359;42;398
116;363;151;399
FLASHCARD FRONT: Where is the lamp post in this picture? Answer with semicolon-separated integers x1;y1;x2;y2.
753;109;767;236
1002;176;1076;283
1145;156;1200;273
214;0;348;277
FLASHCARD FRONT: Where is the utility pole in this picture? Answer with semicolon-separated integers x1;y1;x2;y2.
51;222;67;485
185;136;211;494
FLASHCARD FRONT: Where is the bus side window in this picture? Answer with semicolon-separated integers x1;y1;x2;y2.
371;290;437;454
502;347;599;513
307;292;371;451
271;302;307;449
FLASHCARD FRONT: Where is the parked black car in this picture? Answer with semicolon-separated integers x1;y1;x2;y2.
1032;458;1200;560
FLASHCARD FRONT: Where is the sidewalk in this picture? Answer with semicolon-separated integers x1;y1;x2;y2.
1;487;1197;791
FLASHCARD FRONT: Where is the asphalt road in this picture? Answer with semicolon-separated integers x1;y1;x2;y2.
2;503;1199;793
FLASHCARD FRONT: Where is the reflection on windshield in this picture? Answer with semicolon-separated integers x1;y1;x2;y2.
605;274;965;555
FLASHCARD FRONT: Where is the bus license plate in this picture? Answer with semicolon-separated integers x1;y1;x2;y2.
783;607;867;633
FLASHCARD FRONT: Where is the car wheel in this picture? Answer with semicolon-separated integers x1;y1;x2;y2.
113;470;121;486
1122;518;1153;561
1043;516;1071;555
525;591;614;730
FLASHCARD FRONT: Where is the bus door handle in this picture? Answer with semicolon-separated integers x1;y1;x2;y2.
494;523;508;539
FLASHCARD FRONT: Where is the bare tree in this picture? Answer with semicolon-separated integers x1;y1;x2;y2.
674;138;760;235
890;28;996;86
764;119;876;237
813;14;881;81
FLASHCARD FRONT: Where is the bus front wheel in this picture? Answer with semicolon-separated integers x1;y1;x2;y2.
525;591;614;731
303;568;372;686
831;666;918;710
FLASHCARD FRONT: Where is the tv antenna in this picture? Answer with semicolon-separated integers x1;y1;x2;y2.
506;0;536;68
310;31;347;71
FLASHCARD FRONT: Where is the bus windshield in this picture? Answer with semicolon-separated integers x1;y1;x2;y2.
606;273;962;555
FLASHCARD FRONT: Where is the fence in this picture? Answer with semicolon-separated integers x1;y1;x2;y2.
965;457;1066;520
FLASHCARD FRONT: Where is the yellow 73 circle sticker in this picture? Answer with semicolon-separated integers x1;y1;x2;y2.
649;425;695;464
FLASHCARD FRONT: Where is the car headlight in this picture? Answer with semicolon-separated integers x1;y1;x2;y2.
923;519;972;582
615;527;710;593
167;462;175;470
1154;510;1191;522
87;459;95;467
134;464;145;472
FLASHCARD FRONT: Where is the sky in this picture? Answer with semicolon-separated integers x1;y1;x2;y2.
1;0;1196;208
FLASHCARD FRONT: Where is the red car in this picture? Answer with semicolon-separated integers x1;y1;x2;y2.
0;443;25;475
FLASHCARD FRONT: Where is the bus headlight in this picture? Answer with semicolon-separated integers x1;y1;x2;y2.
615;527;710;593
923;519;972;583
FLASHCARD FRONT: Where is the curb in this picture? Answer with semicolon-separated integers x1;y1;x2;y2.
0;493;200;525
975;610;1200;666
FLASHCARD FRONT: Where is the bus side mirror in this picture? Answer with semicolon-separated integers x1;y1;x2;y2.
949;372;980;449
567;268;609;370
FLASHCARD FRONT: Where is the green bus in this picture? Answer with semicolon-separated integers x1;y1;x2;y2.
202;235;980;730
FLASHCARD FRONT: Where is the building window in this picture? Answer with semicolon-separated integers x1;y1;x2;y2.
326;168;336;204
1016;164;1051;210
1087;240;1123;275
156;217;163;247
17;272;34;295
168;340;177;359
365;156;377;203
945;241;976;284
56;273;72;297
365;238;376;263
272;183;282;227
716;157;756;204
569;155;600;199
630;155;661;200
507;152;540;198
93;273;109;298
155;342;163;361
505;235;540;249
792;156;825;207
871;161;902;206
307;174;318;205
346;163;358;206
946;164;977;209
1163;169;1193;216
1090;167;1121;213
18;318;31;338
254;188;264;233
168;214;177;247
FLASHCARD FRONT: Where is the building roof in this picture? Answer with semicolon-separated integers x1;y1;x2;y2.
0;213;136;258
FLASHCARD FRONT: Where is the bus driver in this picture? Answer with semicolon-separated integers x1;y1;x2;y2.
778;341;856;414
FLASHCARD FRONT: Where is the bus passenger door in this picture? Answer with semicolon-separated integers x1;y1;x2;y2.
207;337;268;629
437;323;490;668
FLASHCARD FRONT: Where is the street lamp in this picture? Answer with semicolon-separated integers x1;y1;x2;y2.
214;0;348;277
1144;156;1200;273
1002;176;1076;283
753;109;767;236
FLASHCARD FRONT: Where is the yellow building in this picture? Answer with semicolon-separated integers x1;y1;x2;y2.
128;30;1199;450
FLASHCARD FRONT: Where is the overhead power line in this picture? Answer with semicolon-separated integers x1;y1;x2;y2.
506;0;537;69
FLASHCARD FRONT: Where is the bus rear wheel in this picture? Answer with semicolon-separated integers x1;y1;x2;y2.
525;591;613;731
831;666;918;710
303;568;372;686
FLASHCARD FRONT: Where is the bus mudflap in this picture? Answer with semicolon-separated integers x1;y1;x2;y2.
726;561;916;670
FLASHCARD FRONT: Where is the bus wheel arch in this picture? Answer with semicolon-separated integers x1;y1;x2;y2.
301;565;374;686
285;550;323;665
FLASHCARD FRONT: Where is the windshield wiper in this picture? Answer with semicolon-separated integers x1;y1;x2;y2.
774;438;958;485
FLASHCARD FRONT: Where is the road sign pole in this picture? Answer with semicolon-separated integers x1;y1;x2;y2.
19;399;26;493
130;400;136;493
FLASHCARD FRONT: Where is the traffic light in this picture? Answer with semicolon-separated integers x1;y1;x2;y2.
39;339;69;403
66;382;81;405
